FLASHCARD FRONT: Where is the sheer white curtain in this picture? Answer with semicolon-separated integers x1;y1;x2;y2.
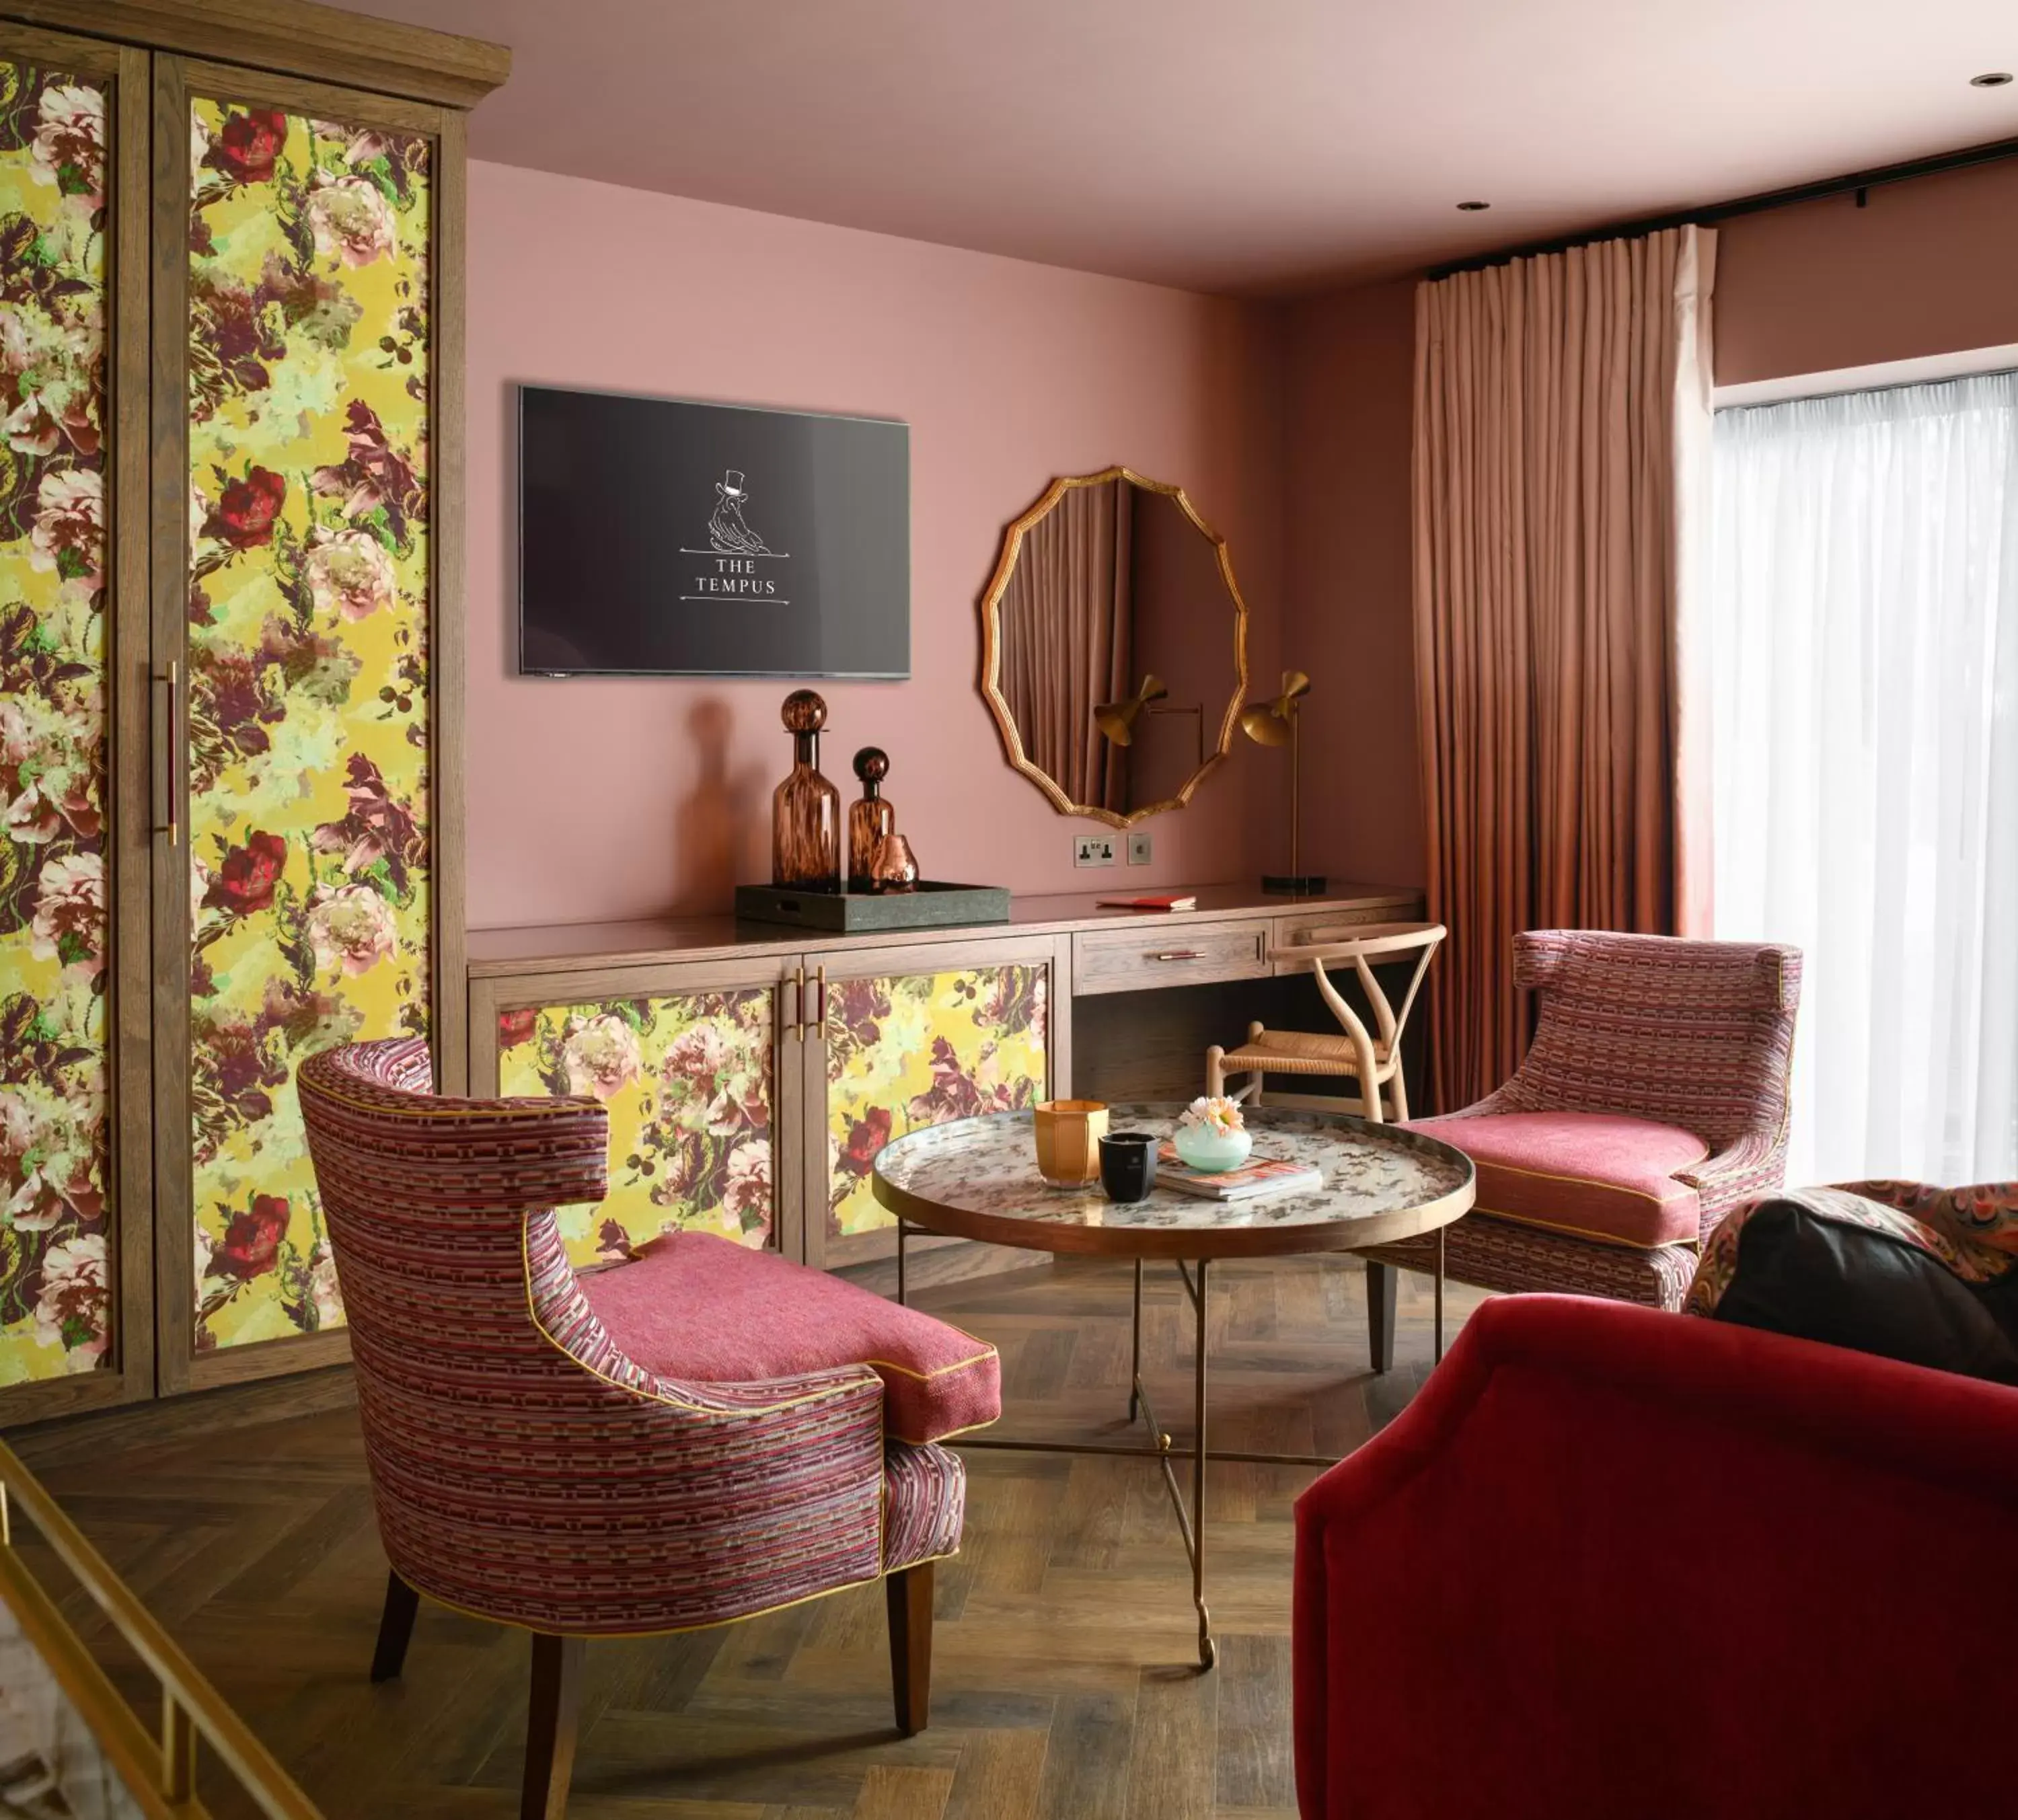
1709;373;2018;1186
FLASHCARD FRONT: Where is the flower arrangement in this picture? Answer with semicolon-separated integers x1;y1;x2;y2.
1180;1096;1246;1135
1174;1096;1252;1171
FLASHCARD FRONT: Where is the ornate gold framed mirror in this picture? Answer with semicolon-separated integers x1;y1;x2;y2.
979;468;1250;829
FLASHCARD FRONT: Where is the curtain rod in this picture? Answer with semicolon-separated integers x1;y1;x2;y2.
1426;131;2018;280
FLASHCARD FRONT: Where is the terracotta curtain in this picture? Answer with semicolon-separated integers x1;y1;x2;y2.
1413;225;1716;1110
998;480;1133;810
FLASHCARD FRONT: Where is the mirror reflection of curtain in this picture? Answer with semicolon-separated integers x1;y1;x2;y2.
999;480;1133;811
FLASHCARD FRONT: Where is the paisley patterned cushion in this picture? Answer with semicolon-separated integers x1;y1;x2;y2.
1834;1179;2018;1257
1687;1186;2018;1384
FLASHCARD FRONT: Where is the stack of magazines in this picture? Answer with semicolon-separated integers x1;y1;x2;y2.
1156;1144;1322;1203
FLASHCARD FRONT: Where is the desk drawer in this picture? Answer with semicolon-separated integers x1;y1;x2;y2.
1272;905;1413;974
1073;919;1272;995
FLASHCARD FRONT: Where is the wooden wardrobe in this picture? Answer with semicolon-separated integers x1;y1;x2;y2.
0;1;504;1423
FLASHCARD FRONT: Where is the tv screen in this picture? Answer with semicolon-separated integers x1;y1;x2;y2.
518;387;909;678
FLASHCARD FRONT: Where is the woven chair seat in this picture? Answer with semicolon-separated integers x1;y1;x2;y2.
1218;1030;1398;1077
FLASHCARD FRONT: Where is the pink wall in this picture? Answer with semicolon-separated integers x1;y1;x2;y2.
465;161;1282;929
1715;159;2018;385
1279;278;1424;886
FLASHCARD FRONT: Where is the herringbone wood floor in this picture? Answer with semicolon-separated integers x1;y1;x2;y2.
11;1254;1483;1820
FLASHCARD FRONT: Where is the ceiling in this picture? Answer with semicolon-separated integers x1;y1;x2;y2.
350;0;2018;297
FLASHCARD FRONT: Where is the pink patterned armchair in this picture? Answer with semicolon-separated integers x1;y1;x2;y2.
1357;932;1802;1361
299;1038;992;1820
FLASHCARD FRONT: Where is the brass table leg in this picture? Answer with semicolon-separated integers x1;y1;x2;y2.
1127;1258;1144;1423
948;1254;1343;1674
1188;1257;1213;1670
1144;1259;1213;1671
896;1218;907;1307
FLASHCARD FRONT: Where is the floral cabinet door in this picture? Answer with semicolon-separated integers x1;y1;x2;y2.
176;72;450;1364
812;938;1061;1267
0;33;149;1409
483;963;800;1265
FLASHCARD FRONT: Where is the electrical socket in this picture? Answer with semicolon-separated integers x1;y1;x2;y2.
1073;834;1117;868
1127;831;1152;866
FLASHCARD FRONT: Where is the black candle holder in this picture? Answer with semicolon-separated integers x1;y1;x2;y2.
1098;1131;1159;1203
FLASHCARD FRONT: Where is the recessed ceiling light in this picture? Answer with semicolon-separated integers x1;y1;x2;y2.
1456;200;1491;211
1970;71;2013;86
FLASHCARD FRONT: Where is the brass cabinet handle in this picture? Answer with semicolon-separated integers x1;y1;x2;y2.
1150;949;1203;962
812;964;826;1030
155;660;181;848
786;966;805;1040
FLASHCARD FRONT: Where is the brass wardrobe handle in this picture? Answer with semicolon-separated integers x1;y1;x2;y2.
1151;949;1203;962
786;966;805;1040
812;964;826;1030
155;660;181;848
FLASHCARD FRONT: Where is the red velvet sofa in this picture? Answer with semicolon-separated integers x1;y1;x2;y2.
1294;1294;2018;1819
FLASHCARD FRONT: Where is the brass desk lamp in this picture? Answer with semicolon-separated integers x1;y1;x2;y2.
1093;673;1167;745
1240;670;1325;893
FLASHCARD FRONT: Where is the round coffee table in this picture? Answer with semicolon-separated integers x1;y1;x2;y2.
872;1103;1474;1669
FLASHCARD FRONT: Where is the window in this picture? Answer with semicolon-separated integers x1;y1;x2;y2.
1709;373;2018;1185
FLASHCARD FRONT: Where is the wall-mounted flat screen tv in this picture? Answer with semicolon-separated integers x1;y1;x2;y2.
518;387;909;678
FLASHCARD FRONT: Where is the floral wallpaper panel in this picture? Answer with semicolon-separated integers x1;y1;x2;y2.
827;964;1048;1238
0;61;112;1383
497;991;776;1260
186;100;433;1351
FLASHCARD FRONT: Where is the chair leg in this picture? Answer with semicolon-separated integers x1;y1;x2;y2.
1366;1261;1397;1373
1386;1067;1409;1123
522;1633;585;1820
1205;1044;1226;1098
886;1561;935;1736
370;1571;420;1683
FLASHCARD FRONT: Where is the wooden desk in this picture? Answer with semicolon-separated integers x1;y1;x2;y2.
465;884;1422;1276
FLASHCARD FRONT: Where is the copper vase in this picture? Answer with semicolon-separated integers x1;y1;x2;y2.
772;690;840;888
868;832;919;893
849;747;895;891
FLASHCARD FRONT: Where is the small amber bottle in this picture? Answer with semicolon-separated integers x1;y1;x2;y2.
772;690;841;888
848;747;895;891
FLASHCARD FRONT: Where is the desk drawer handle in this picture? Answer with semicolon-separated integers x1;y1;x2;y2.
1150;949;1203;962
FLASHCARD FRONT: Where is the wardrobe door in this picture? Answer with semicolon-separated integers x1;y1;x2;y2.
0;28;153;1420
153;59;463;1389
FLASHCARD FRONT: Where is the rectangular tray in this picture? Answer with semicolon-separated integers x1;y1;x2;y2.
734;880;1012;933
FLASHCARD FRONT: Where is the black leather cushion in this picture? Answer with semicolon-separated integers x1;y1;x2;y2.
1710;1199;2018;1384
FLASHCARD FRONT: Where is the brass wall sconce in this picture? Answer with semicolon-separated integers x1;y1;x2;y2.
1240;670;1326;894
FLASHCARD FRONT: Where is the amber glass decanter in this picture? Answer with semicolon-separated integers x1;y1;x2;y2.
848;747;896;890
772;689;841;888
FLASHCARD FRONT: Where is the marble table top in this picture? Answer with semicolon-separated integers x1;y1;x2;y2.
872;1104;1474;1260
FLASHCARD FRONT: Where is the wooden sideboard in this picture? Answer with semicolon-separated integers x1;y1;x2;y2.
467;884;1423;1278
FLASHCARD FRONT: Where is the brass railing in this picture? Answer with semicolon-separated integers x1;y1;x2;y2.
0;1439;322;1819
